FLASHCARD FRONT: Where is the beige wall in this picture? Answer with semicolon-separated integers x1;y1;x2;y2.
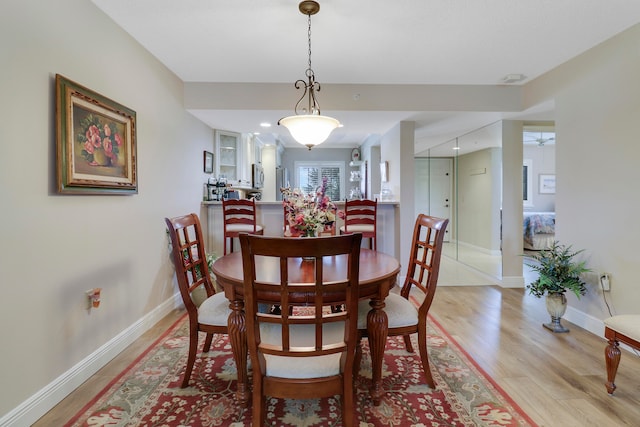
457;148;502;252
525;23;640;324
380;122;415;266
501;120;525;285
0;0;213;421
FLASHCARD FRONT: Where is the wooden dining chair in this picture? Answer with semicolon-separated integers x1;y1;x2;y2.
356;214;448;389
239;233;362;427
339;198;377;250
165;213;231;388
222;198;263;255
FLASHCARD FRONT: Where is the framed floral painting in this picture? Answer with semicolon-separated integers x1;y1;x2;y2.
55;74;137;194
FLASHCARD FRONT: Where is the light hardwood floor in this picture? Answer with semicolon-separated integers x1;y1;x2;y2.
430;286;640;427
34;265;640;426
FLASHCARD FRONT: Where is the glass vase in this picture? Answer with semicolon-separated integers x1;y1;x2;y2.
301;228;317;261
303;229;317;238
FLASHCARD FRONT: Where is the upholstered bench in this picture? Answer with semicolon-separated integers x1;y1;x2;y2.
604;315;640;394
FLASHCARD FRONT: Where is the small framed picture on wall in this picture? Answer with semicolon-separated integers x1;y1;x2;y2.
380;161;389;183
204;151;214;173
539;174;556;194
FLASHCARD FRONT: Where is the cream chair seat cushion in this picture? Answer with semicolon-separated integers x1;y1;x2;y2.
197;292;232;326
357;293;418;330
339;224;374;233
226;224;264;233
604;315;640;339
259;322;345;378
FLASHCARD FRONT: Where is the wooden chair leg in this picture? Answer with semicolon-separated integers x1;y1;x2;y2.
203;332;214;353
224;235;238;255
417;327;435;388
182;329;198;388
403;334;414;353
252;379;265;426
605;338;621;395
342;378;355;427
354;337;363;375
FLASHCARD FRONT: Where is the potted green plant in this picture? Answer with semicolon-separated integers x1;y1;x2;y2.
526;241;591;333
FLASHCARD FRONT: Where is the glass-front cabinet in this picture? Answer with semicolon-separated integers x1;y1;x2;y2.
216;130;241;181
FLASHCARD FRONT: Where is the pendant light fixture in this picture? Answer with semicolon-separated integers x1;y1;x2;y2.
278;0;340;150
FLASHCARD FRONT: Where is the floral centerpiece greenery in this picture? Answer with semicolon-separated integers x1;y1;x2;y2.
526;241;591;298
282;177;343;237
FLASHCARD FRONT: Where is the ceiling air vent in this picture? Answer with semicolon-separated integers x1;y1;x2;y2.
501;74;527;84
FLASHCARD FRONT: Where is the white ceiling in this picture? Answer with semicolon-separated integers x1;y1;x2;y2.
91;0;640;151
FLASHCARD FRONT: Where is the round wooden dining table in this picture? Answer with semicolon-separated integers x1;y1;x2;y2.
211;248;400;407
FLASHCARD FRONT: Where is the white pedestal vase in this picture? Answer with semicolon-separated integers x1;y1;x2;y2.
544;292;569;333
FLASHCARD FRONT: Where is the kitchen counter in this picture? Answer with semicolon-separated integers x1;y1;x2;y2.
202;200;400;258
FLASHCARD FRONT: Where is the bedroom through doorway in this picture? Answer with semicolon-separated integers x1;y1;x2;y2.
523;124;556;253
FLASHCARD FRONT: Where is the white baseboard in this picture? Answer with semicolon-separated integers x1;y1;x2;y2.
455;240;502;257
0;293;182;427
561;306;637;351
501;276;526;288
564;305;606;337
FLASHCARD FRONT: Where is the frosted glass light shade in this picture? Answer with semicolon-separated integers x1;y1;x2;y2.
279;114;340;148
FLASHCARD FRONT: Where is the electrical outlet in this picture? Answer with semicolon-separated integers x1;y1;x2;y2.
87;288;102;308
600;273;611;292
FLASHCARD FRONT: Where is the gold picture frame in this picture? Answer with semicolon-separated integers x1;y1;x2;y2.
56;74;137;194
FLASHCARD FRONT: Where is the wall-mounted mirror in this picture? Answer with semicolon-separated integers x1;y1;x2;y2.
415;121;503;279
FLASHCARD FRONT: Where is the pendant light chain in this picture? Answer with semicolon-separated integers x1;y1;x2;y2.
306;13;313;77
278;1;340;150
304;11;319;115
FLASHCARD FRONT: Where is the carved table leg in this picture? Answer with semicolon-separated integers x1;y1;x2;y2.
605;338;621;395
367;297;388;406
228;298;249;406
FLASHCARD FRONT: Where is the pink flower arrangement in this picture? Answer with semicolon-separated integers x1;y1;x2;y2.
282;177;343;237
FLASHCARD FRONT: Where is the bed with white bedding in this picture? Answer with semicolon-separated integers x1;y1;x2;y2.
523;212;555;250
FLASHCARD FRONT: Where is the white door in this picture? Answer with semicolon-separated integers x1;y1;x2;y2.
415;158;452;242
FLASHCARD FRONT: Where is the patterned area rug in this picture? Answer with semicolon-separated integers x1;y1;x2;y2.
65;313;537;427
